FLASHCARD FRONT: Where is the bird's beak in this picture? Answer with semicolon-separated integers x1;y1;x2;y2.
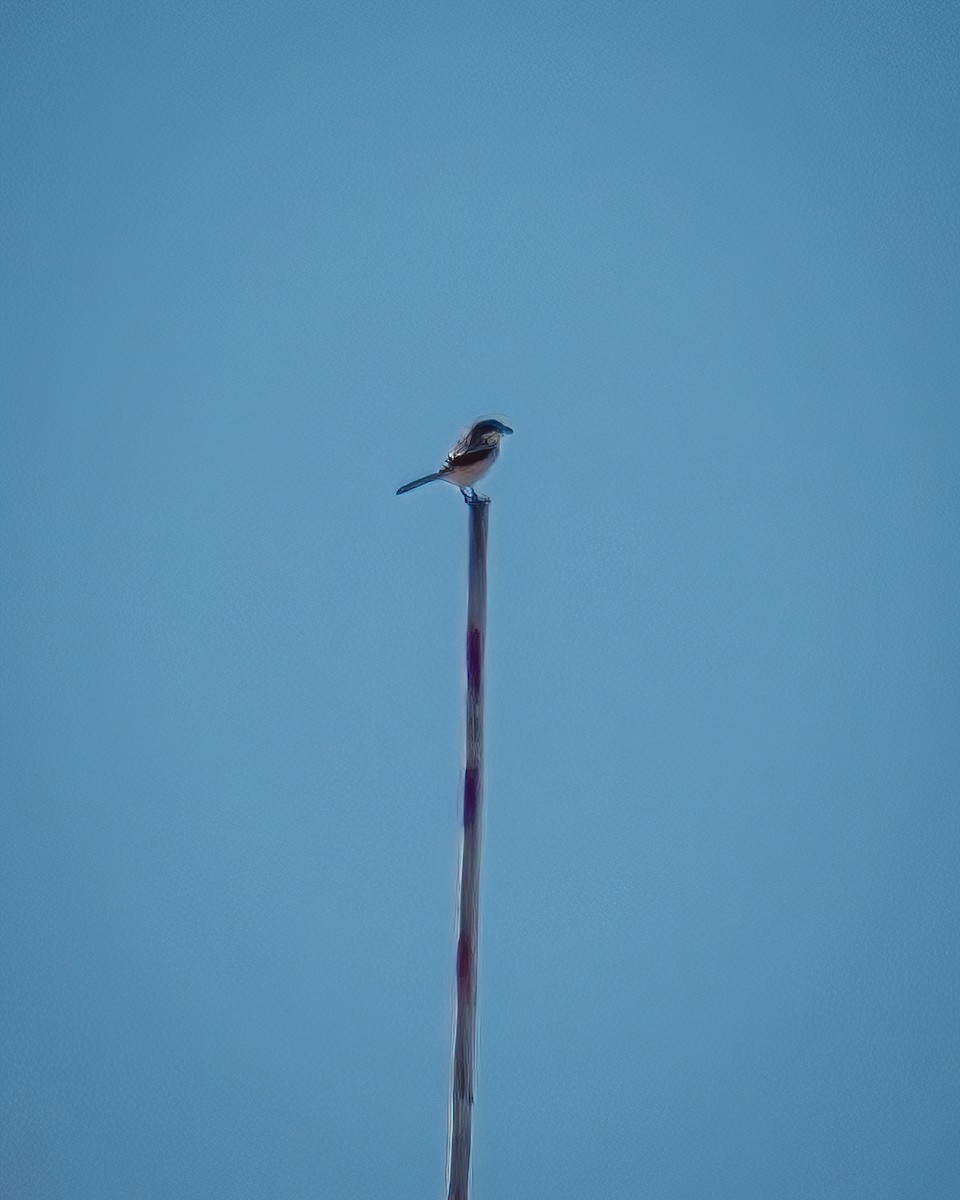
501;425;513;435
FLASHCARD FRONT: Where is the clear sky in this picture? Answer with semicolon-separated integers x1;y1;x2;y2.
2;2;958;1197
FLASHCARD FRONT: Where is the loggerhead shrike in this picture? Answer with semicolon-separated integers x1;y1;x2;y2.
396;418;513;502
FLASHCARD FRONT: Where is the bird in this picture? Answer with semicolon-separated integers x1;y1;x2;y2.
396;418;513;502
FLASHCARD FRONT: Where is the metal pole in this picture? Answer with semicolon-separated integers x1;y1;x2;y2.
448;495;489;1200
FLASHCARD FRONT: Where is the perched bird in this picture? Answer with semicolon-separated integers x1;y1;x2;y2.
397;418;513;502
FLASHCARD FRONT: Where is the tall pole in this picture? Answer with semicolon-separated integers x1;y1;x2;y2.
448;495;489;1200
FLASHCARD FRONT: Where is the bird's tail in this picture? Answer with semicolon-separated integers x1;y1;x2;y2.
396;473;442;495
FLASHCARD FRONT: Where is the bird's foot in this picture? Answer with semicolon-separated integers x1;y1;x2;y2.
461;488;490;506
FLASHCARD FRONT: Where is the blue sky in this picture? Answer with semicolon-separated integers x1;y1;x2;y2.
2;2;958;1197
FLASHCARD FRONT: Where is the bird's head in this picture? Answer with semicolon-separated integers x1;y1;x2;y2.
470;418;514;444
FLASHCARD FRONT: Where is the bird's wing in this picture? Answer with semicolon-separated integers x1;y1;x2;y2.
447;423;478;459
442;445;496;472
